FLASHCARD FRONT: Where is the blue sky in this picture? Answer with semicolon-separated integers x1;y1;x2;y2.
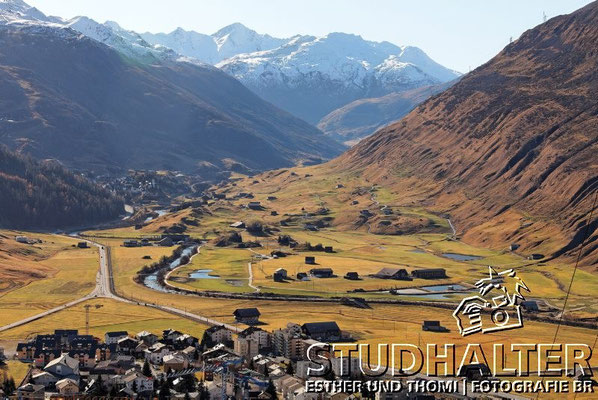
27;0;593;73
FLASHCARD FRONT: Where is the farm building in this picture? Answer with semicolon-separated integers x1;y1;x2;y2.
510;243;520;251
123;240;139;247
373;268;411;280
247;202;262;210
422;321;448;332
15;236;29;243
157;237;174;247
310;268;333;278
324;246;334;253
344;272;359;280
528;253;544;260
305;256;316;265
411;268;447;279
233;308;261;325
77;242;89;248
273;268;287;282
521;300;539;312
270;250;288;258
230;221;246;229
267;196;277;201
297;272;308;280
302;322;341;342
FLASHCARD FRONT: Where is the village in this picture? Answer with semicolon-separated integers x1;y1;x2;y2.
4;310;359;400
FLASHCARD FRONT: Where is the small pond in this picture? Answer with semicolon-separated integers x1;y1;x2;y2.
442;252;482;261
190;269;219;279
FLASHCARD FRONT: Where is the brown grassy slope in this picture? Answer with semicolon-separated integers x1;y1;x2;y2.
330;2;598;266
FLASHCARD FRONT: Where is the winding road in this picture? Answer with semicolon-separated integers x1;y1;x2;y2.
0;239;241;334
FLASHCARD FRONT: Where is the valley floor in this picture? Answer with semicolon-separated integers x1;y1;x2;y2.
1;166;597;397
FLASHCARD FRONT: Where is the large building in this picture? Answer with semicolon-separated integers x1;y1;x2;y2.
372;267;410;280
233;308;261;324
301;322;342;342
411;268;447;279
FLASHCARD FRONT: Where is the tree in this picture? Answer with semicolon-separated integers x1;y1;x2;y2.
198;380;210;400
285;362;294;375
142;359;152;377
266;379;277;399
2;376;16;396
158;379;170;400
93;375;107;396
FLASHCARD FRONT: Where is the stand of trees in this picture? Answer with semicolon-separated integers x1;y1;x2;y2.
0;146;123;229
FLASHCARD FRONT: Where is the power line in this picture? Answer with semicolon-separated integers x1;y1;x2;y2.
535;189;598;399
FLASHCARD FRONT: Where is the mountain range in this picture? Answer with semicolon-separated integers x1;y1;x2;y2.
0;0;460;134
143;24;461;124
333;1;598;265
0;0;343;176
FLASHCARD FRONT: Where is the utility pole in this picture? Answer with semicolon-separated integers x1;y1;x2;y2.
83;304;104;335
543;11;547;22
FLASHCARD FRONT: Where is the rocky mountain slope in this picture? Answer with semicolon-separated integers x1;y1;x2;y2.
317;82;454;145
0;3;343;176
332;2;598;266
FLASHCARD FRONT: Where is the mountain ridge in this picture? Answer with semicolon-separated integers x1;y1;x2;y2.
329;1;598;265
0;20;343;175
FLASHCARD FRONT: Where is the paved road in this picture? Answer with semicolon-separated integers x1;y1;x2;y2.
0;237;240;334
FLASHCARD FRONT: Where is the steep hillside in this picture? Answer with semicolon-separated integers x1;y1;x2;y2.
318;82;453;145
332;2;598;266
0;23;343;175
0;146;123;229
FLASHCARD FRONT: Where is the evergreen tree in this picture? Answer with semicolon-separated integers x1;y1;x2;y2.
142;359;152;377
198;380;210;400
94;375;107;396
266;379;277;399
2;376;16;396
159;379;171;400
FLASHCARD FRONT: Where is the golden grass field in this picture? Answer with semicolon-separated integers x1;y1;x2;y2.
0;231;99;326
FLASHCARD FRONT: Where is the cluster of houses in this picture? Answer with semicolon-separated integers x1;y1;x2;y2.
370;267;447;281
13;328;199;398
122;234;192;248
272;256;447;284
9;313;356;400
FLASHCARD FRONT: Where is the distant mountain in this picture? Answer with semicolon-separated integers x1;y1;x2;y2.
217;33;460;123
318;82;454;145
141;23;287;65
0;146;123;229
0;1;460;130
334;2;598;265
0;2;343;176
139;24;460;125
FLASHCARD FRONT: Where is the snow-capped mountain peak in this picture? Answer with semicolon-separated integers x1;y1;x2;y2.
0;0;51;23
